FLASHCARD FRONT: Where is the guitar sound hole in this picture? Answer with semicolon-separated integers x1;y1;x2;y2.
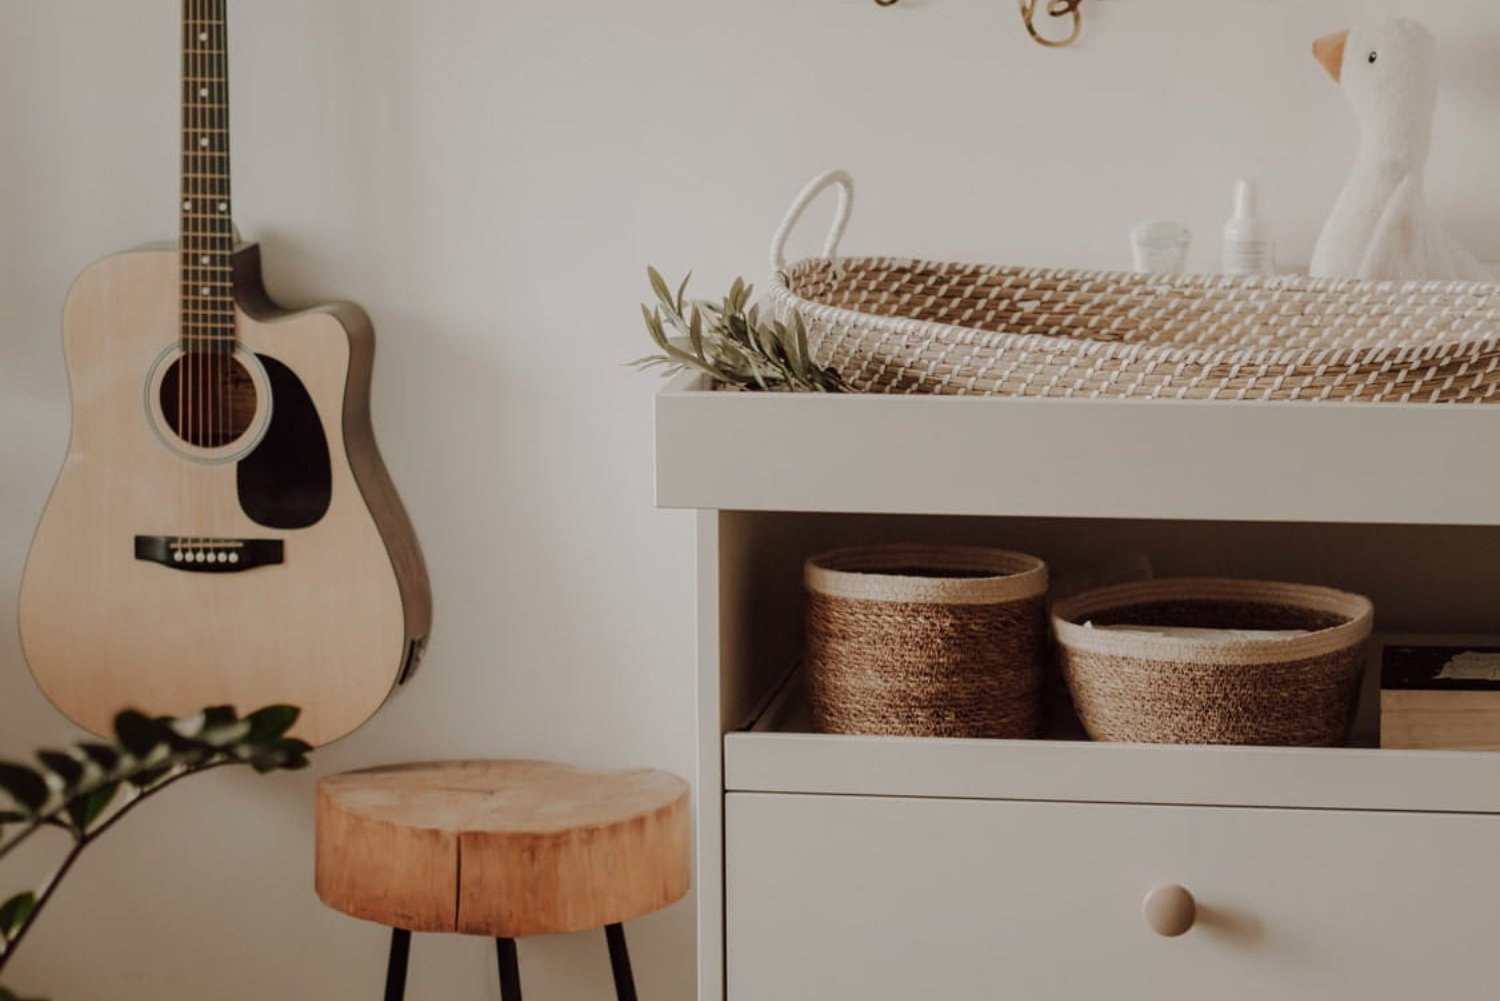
158;354;259;449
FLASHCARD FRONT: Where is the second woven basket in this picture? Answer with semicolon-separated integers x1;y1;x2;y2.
1053;578;1374;746
805;546;1048;738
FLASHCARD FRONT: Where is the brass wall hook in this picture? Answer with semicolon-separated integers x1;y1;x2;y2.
872;0;1093;49
1020;0;1087;48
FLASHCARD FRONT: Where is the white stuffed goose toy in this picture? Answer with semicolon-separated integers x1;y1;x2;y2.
1309;18;1490;281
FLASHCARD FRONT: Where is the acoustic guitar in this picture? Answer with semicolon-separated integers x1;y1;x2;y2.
18;0;432;746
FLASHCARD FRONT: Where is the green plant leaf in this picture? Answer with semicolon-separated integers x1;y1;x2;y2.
688;307;704;361
0;893;36;941
647;267;673;310
128;766;173;790
248;738;312;773
64;782;119;834
171;706;235;742
114;711;166;758
77;743;119;772
634;272;847;393
197;721;251;749
201;705;237;729
791;313;812;380
0;765;48;816
35;752;82;791
243;705;300;745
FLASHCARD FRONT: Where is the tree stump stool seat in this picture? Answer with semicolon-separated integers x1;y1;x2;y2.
315;760;691;1000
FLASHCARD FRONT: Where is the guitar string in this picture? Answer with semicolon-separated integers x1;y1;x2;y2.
203;0;214;546
219;0;226;451
176;0;236;556
198;0;208;485
198;0;211;548
192;0;208;550
185;0;195;545
208;0;227;551
208;0;218;462
216;0;224;460
216;0;227;496
212;0;226;461
191;0;202;550
201;0;210;462
179;0;192;555
189;0;198;473
219;0;231;464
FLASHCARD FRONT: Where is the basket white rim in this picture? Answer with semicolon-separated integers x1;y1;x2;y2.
1051;577;1373;665
806;545;1048;605
770;256;1500;372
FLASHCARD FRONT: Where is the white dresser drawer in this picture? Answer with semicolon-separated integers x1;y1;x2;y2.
726;793;1500;1000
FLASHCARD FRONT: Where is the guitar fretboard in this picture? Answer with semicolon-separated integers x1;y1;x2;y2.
181;0;233;354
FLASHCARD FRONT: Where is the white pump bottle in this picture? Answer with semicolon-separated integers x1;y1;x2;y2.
1222;180;1275;275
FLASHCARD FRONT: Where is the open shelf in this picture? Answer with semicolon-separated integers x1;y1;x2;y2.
724;657;1500;815
660;377;1500;1001
656;374;1500;525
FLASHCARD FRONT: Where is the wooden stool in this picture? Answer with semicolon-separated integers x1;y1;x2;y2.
315;760;691;1000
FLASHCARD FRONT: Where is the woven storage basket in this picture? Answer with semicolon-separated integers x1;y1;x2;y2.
768;170;1500;403
805;545;1048;738
1052;578;1373;746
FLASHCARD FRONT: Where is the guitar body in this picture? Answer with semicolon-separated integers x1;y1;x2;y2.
19;245;431;745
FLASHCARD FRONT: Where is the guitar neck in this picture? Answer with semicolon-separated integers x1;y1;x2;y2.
181;0;234;354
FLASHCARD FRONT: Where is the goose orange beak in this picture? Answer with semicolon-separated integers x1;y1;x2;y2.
1314;29;1349;82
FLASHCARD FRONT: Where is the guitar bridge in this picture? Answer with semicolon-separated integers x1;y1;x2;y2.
134;536;284;573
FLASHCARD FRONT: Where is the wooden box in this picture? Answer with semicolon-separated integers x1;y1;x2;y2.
1382;643;1500;751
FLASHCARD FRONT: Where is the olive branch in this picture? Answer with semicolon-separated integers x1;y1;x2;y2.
634;268;848;392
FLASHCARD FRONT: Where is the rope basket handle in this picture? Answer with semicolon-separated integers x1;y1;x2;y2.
770;169;855;273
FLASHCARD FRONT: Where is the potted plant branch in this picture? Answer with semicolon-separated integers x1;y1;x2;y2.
635;268;848;392
0;705;312;999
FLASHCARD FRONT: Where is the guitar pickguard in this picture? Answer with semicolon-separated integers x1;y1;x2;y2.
236;354;333;529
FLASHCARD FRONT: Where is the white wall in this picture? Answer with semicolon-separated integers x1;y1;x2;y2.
2;0;1500;998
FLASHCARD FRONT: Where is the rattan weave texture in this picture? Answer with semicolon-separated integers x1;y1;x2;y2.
770;171;1500;402
1052;578;1374;746
805;546;1048;739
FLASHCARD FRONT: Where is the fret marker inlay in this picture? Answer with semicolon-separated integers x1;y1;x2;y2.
199;87;210;98
199;137;210;147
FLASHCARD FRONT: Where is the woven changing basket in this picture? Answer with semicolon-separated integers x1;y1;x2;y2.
1052;578;1373;746
769;170;1500;403
805;546;1047;738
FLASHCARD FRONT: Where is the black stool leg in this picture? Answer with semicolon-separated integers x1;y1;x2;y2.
496;936;522;1000
605;923;638;1001
383;928;411;1001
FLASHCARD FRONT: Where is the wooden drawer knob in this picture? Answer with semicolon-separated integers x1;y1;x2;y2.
1142;884;1196;938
